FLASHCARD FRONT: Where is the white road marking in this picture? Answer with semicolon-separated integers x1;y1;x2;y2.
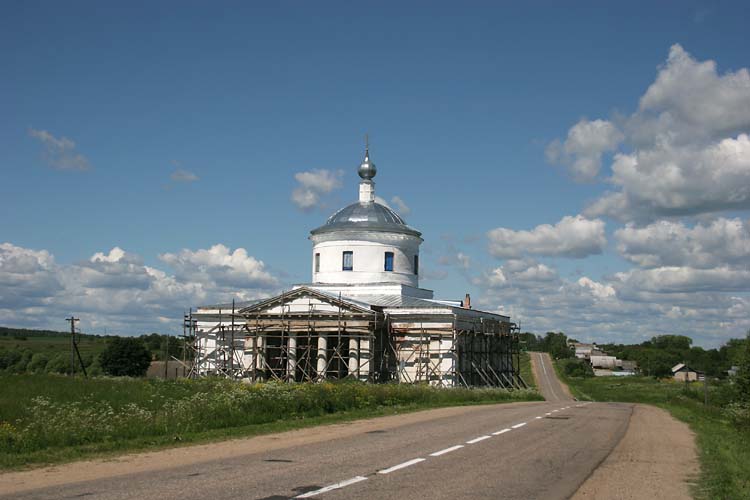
545;412;552;416
512;422;527;429
552;409;559;413
294;476;368;498
466;435;491;444
430;445;464;457
492;428;512;435
535;416;542;419
377;458;426;474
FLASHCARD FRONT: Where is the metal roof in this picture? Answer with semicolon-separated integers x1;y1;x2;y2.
310;201;422;237
197;299;264;310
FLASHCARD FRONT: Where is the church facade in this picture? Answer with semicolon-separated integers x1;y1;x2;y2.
188;148;522;388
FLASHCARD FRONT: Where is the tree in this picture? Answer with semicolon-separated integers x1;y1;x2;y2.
99;337;152;377
735;332;750;403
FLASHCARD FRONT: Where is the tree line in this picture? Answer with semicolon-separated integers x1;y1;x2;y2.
520;330;749;379
0;330;191;377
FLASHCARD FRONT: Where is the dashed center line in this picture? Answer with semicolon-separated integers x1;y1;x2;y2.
429;445;464;457
297;405;589;497
295;476;368;498
378;458;426;474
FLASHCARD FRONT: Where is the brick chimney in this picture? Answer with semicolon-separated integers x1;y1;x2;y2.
464;293;471;309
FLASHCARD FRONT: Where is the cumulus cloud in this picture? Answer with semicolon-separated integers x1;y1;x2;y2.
548;45;750;222
616;218;750;268
170;169;199;182
487;215;606;259
159;244;278;289
0;243;62;308
0;242;280;334
291;169;344;210
29;128;91;171
473;259;749;346
474;259;559;290
586;133;750;220
546;119;623;181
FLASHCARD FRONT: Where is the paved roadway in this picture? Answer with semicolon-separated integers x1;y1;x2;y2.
531;351;571;402
2;358;634;500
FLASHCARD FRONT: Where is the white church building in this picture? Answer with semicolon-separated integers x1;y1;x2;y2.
188;147;522;388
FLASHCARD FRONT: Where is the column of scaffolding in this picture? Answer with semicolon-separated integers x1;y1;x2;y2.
241;299;376;383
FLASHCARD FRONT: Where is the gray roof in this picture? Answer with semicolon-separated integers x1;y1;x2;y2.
310;201;421;237
198;299;264;310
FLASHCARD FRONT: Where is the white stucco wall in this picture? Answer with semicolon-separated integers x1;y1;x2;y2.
310;231;421;287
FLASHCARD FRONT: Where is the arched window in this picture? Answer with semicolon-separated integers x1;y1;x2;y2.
384;252;394;271
413;255;419;275
314;253;320;273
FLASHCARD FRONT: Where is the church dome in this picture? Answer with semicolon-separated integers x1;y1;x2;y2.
311;201;421;237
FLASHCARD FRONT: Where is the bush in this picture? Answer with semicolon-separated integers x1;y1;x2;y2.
99;337;152;377
560;358;594;378
45;353;70;374
27;353;49;373
724;401;750;430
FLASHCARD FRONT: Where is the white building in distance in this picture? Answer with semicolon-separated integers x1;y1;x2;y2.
188;146;522;388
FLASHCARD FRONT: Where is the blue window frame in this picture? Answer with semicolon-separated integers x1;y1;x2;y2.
342;251;353;271
384;251;394;271
413;255;419;275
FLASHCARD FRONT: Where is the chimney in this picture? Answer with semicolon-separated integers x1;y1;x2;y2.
464;293;471;309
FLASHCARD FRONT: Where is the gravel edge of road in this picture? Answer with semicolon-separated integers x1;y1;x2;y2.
571;403;699;500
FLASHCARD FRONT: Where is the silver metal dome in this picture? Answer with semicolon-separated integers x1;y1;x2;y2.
357;148;377;180
310;201;421;237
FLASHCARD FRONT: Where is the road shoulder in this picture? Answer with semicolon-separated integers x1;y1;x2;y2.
572;403;698;500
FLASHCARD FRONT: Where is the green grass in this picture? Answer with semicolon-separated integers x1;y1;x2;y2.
556;368;750;499
519;351;536;389
0;374;542;470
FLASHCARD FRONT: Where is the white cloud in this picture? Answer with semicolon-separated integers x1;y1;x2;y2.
170;169;199;182
291;169;344;210
0;243;280;334
159;244;278;289
390;196;411;215
637;44;750;142
487;215;606;259
0;243;62;308
475;259;559;290
614;267;750;294
548;45;750;222
29;128;91;171
616;218;750;268
586;133;750;220
546;119;623;181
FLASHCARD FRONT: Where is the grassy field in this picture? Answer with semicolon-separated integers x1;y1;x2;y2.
519;351;536;388
0;374;542;470
555;368;750;499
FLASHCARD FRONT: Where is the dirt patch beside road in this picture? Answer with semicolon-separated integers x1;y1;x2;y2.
572;404;698;500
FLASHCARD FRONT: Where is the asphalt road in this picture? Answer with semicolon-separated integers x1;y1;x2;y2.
532;351;571;402
2;360;634;500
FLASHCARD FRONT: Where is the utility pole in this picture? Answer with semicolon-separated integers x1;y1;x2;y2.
66;316;79;375
164;332;169;379
65;316;87;377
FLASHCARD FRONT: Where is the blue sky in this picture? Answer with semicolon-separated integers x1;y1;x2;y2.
1;1;749;347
